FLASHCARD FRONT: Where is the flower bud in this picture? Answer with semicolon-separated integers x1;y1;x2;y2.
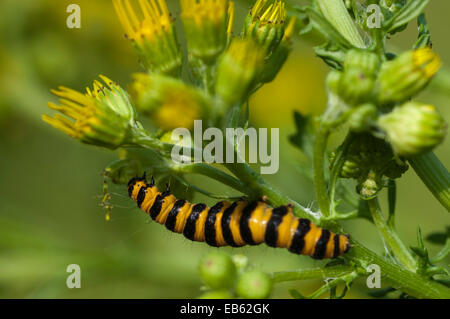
235;270;272;299
243;0;287;54
198;251;237;289
344;50;380;76
130;73;208;130
338;68;375;105
43;75;135;149
377;102;446;157
376;48;441;105
113;0;182;75
180;0;234;62
356;172;381;200
215;38;265;106
259;17;296;84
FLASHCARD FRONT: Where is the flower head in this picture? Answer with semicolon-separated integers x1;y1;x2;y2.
113;0;182;75
180;0;235;61
43;75;136;149
244;0;287;53
377;47;441;105
130;73;209;130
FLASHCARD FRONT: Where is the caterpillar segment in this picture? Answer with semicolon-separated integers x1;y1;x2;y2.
128;175;350;259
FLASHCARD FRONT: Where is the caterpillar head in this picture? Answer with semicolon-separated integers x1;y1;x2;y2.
127;173;154;200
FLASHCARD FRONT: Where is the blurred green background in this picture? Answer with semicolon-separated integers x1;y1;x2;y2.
0;0;449;298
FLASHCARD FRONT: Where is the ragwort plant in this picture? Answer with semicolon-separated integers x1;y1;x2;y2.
43;0;450;299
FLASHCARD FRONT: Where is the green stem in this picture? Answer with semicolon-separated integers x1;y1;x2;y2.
347;242;450;299
367;198;417;272
313;127;331;217
271;264;354;283
409;151;450;212
173;163;249;195
316;0;365;48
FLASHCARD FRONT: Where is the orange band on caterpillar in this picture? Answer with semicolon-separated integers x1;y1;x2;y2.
128;174;350;259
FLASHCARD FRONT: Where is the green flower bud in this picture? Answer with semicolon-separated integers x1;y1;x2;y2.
378;102;447;157
356;172;381;200
376;48;441;105
130;73;209;130
215;38;265;106
243;0;287;54
197;290;234;299
338;68;375;105
344;50;380;76
235;270;272;299
43;75;136;149
113;0;182;75
198;251;237;289
180;0;234;62
348;103;378;132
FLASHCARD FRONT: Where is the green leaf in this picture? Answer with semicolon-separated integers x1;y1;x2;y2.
296;6;353;49
314;42;347;70
414;13;432;49
383;0;430;33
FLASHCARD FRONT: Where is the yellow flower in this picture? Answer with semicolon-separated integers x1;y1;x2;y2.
113;0;182;75
244;0;287;52
180;0;235;61
43;75;135;149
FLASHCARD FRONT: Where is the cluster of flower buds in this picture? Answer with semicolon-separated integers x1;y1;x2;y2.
327;47;445;158
331;133;409;199
43;1;295;148
43;76;136;149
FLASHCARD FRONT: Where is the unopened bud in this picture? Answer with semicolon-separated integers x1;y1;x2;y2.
377;48;441;105
378;102;446;157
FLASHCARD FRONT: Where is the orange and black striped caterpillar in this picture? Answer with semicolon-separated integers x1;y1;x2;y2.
128;174;350;259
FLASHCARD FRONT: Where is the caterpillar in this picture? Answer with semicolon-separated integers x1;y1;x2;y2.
127;174;350;259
